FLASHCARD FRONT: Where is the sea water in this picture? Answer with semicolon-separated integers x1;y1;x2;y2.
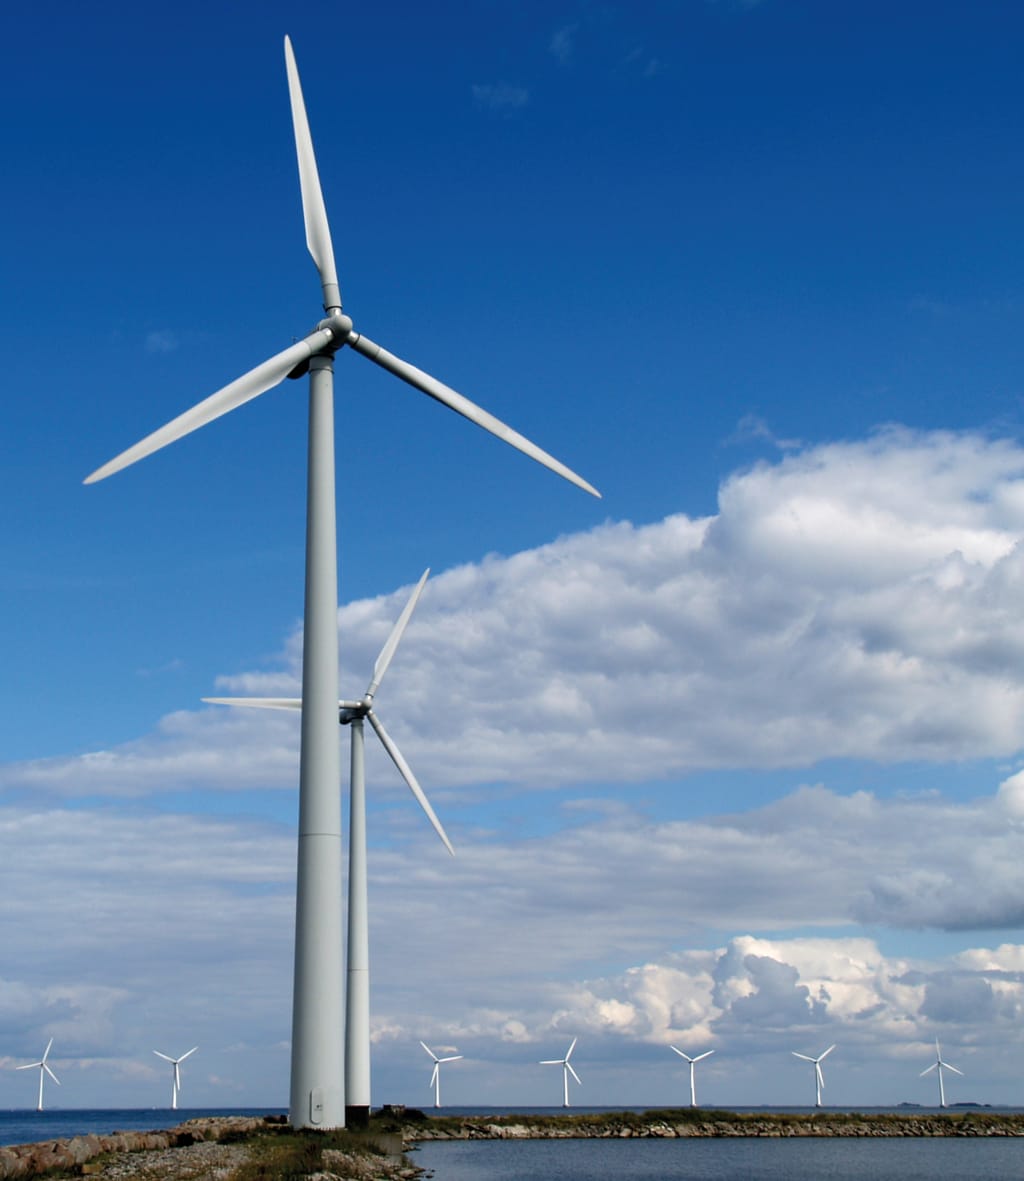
0;1108;282;1148
412;1135;1024;1181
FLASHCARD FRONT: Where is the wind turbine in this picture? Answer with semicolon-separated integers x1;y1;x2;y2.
420;1042;463;1108
791;1044;835;1108
669;1046;714;1108
204;568;452;1126
16;1039;59;1112
152;1046;198;1110
540;1038;582;1107
84;37;598;1131
920;1040;963;1108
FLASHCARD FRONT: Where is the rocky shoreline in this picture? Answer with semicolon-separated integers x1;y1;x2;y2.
3;1109;1024;1179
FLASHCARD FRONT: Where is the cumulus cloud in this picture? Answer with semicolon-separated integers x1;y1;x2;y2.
9;427;1024;800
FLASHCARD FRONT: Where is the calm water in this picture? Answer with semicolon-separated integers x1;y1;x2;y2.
413;1136;1024;1181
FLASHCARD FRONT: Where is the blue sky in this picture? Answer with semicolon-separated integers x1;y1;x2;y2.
4;0;1024;1111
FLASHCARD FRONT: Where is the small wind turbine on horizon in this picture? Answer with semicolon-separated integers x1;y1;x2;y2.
153;1046;198;1110
669;1046;714;1108
84;34;599;1132
420;1042;463;1108
920;1040;963;1108
791;1044;835;1108
16;1039;59;1112
540;1038;582;1107
205;568;451;1125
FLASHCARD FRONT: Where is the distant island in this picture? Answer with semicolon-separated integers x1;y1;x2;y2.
3;1108;1024;1179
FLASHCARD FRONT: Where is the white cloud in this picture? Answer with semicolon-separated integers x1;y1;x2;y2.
10;427;1024;800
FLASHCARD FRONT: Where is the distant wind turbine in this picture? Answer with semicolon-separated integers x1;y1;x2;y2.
669;1046;714;1107
540;1038;582;1107
920;1040;962;1108
205;568;451;1126
791;1044;835;1107
420;1042;463;1108
84;35;598;1131
16;1039;59;1112
153;1046;198;1109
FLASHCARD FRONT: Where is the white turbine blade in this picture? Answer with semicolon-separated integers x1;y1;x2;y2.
539;1059;562;1065
348;333;600;499
565;1037;578;1061
84;329;333;485
42;1038;54;1062
44;1065;60;1086
174;1064;182;1091
366;570;429;701
567;1063;582;1086
439;1055;464;1064
815;1064;825;1089
792;1052;814;1062
179;1046;199;1062
669;1046;691;1061
367;711;454;856
429;1064;439;1087
693;1050;714;1063
284;36;341;312
204;697;304;710
920;1063;938;1076
945;1063;964;1076
153;1051;175;1063
420;1041;439;1062
16;1062;42;1071
818;1044;836;1062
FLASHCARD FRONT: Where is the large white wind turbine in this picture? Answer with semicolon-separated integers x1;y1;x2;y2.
920;1040;963;1108
791;1044;835;1108
85;38;598;1131
420;1042;463;1109
540;1038;582;1107
669;1046;714;1108
153;1046;198;1110
16;1039;59;1112
205;568;451;1126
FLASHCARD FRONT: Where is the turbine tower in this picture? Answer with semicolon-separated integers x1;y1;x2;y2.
153;1046;198;1110
16;1039;59;1112
669;1046;714;1108
205;568;453;1125
920;1040;963;1108
791;1044;835;1108
540;1038;582;1107
420;1042;463;1108
85;37;598;1130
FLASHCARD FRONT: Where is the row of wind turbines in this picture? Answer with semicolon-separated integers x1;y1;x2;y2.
83;32;600;1133
424;1039;967;1110
16;1042;197;1113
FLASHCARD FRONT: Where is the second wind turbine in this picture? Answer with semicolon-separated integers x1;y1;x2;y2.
85;37;598;1131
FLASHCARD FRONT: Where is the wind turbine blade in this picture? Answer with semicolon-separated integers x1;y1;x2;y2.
920;1063;938;1076
946;1064;964;1076
179;1046;199;1062
565;1037;578;1061
693;1051;714;1063
153;1051;175;1063
420;1041;439;1061
16;1063;41;1071
283;36;341;312
439;1055;464;1064
44;1066;60;1086
815;1064;825;1088
348;333;601;499
669;1046;690;1061
567;1063;582;1086
819;1044;836;1062
203;697;304;710
539;1059;561;1065
366;570;429;701
84;329;334;484
792;1053;814;1062
42;1039;54;1061
430;1064;439;1087
367;711;454;856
